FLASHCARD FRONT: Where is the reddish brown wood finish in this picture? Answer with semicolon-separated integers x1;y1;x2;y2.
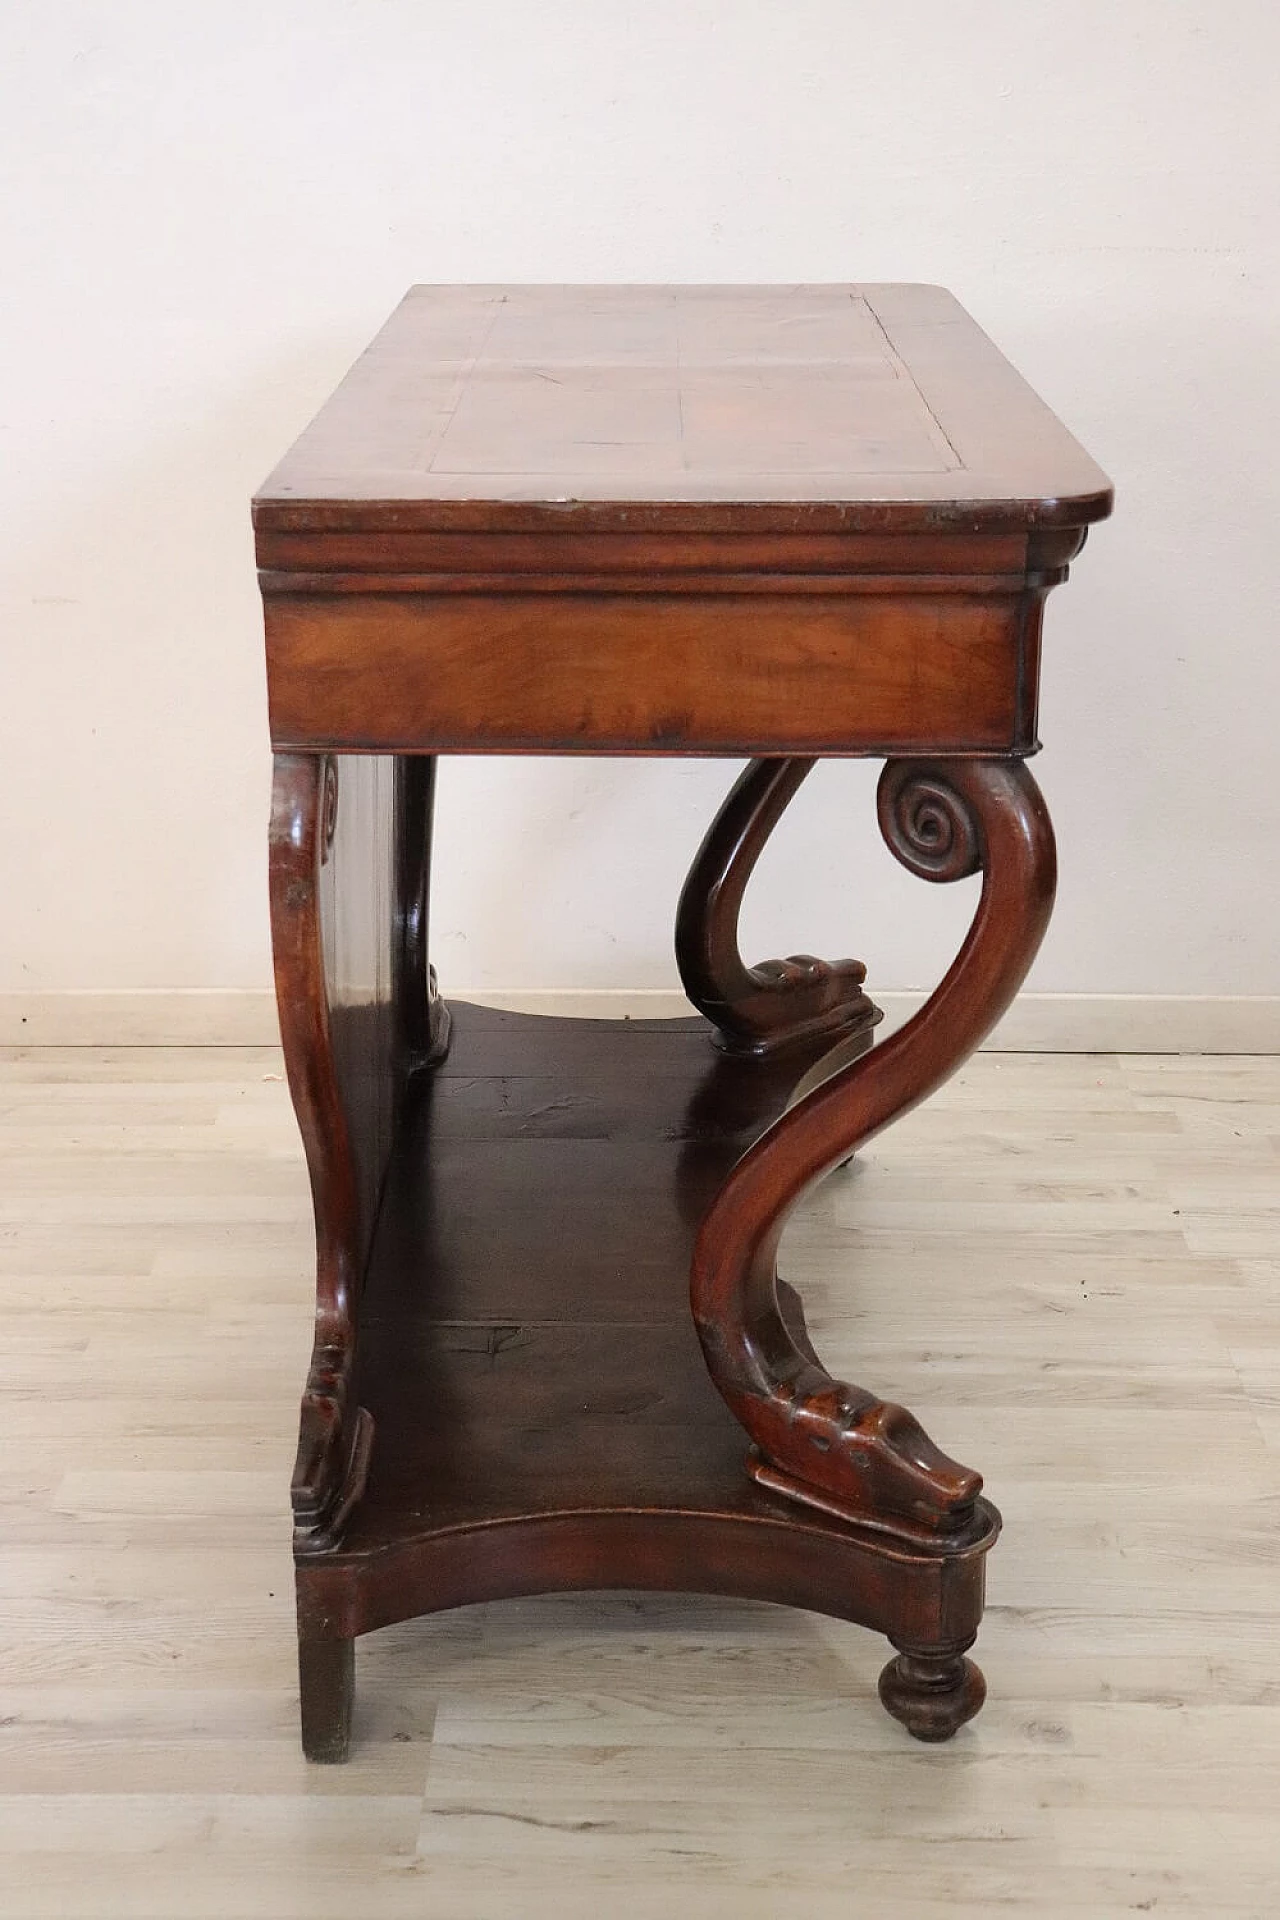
263;586;1037;756
268;753;372;1565
691;758;1055;1536
268;751;447;1563
258;284;1111;1762
254;284;1111;529
675;756;881;1056
295;1004;999;1762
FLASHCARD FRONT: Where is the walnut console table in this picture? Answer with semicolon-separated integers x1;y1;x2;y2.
257;284;1110;1761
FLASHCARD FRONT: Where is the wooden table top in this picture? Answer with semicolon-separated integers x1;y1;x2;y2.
254;284;1112;538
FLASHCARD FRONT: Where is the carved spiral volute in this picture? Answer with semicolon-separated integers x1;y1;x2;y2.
876;762;983;883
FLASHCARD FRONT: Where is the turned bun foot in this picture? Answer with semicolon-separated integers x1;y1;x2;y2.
878;1646;987;1742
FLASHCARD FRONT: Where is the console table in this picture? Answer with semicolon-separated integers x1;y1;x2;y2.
256;284;1110;1761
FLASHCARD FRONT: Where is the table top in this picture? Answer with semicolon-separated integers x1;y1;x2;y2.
254;284;1112;538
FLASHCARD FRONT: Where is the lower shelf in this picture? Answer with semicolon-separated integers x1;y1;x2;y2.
300;1004;996;1667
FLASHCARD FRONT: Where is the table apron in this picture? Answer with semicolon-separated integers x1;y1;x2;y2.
265;588;1043;755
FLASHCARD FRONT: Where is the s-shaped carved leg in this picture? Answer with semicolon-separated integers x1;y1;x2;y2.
273;753;453;1763
691;757;1056;1540
676;757;881;1057
270;752;450;1563
270;754;371;1562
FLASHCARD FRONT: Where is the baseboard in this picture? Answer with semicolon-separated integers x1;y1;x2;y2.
463;990;1280;1053
0;990;284;1047
2;988;1279;1052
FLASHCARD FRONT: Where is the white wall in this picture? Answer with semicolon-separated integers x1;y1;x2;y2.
3;3;1278;1034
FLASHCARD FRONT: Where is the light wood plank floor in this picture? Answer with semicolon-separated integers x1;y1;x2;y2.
1;1046;1277;1918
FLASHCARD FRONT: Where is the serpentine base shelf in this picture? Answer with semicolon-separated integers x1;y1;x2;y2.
294;1003;999;1761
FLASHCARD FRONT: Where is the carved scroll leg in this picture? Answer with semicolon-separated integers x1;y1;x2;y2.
676;757;881;1057
270;753;368;1561
298;1603;354;1764
272;753;452;1758
394;756;450;1069
691;757;1056;1541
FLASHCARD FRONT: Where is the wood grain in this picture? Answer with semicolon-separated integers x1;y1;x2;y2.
674;756;881;1056
268;755;446;1565
264;588;1036;754
254;284;1112;531
257;286;1106;757
690;759;1055;1547
253;283;1113;1763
